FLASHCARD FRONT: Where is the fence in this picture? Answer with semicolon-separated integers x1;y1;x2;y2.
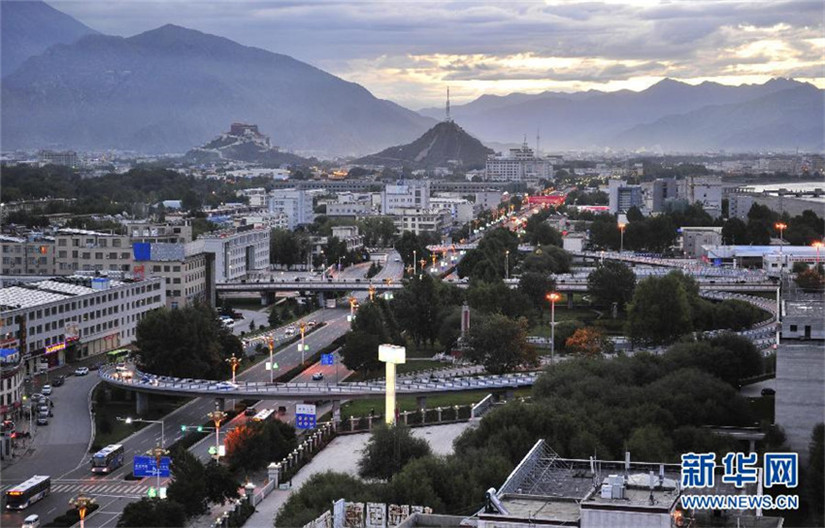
337;404;474;433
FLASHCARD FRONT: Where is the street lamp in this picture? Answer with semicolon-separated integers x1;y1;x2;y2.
207;407;228;461
618;222;626;253
348;296;358;323
225;353;241;383
69;494;95;528
299;321;307;364
412;250;417;275
775;222;787;255
368;284;376;301
505;250;510;280
546;292;562;364
118;417;165;449
268;338;275;383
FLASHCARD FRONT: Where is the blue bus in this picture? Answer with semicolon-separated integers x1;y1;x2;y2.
91;444;125;473
5;475;51;510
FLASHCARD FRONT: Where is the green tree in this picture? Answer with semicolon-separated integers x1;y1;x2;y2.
795;268;825;291
626;425;674;462
135;304;243;379
358;424;432;480
722;217;748;245
392;274;444;347
518;272;556;319
526;222;562;247
465;314;537;374
117;498;186;527
521;245;571;274
625;273;693;345
268;307;281;327
395;231;429;272
275;472;383;528
270;229;306;266
437;306;463;351
203;461;240;506
166;447;207;516
587;261;636;311
342;299;403;372
224;421;272;473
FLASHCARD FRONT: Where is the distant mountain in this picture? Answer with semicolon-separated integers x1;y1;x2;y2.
1;0;98;77
417;79;823;152
185;123;310;165
1;23;436;156
614;85;825;152
354;120;493;169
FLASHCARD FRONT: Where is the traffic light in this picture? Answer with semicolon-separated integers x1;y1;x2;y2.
181;425;187;432
147;487;157;498
196;425;203;433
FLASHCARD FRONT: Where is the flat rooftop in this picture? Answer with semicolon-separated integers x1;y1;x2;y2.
0;276;130;310
784;300;825;319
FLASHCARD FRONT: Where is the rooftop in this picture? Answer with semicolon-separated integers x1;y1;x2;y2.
0;276;130;310
784;300;825;319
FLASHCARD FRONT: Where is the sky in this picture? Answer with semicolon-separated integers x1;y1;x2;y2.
51;0;825;109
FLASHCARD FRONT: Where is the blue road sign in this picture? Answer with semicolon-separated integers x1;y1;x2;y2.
295;403;317;430
133;455;171;478
713;258;723;267
321;353;334;366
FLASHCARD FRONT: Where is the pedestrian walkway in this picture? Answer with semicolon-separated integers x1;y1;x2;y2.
1;480;150;498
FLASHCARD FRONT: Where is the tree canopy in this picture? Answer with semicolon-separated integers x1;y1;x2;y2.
465;314;537;374
358;424;432;480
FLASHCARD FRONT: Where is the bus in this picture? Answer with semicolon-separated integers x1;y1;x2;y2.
252;408;276;423
107;349;130;364
91;444;125;474
5;476;51;510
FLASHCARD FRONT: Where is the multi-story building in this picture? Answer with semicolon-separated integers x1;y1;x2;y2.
0;235;55;276
0;348;24;423
678;176;722;217
641;178;679;212
330;226;365;252
474;190;505;212
607;180;643;214
392;208;451;235
728;190;825;220
485;142;553;182
679;226;722;258
39;150;79;167
268;189;314;229
133;242;215;309
0;276;165;377
237;188;269;208
326;193;374;218
429;197;475;225
200;226;270;283
382;181;431;215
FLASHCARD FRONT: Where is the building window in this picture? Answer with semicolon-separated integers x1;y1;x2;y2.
790;325;798;332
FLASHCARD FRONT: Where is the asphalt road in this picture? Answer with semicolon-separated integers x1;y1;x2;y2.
1;251;400;528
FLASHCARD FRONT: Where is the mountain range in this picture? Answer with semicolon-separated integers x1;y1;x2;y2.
2;1;822;157
355;120;493;169
1;3;434;157
420;79;825;152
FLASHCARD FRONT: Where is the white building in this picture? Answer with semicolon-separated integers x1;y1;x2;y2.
0;276;165;377
392;208;452;235
200;227;270;283
237;187;269;208
474;190;505;212
429;197;475;225
485;142;553;182
0;347;24;422
326;193;374;218
678;176;722;217
381;181;431;215
679;226;722;258
268;189;314;229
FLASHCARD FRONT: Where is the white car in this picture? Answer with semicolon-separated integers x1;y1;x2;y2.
215;381;238;391
74;367;90;376
22;514;41;528
41;385;52;395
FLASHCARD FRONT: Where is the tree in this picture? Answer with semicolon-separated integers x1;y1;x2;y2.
565;327;613;356
625;272;693;345
166;447;207;516
359;217;397;246
722;217;748;245
437;307;463;351
224;421;273;473
395;231;429;271
627;425;674;462
268;307;281;327
526;222;562;247
275;472;383;528
391;275;444;347
518;272;556;319
465;314;537;374
587;261;636;311
358;424;432;480
117;498;186;527
342;299;403;372
521;245;571;274
795;268;825;291
204;461;240;505
135;304;243;379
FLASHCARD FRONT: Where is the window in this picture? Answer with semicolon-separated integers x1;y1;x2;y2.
95;252;103;259
113;239;121;247
121;253;129;259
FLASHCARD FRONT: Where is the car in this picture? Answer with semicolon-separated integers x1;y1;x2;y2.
41;385;52;395
244;406;257;417
307;320;317;327
22;514;41;528
215;381;238;391
394;258;401;262
36;413;49;426
311;372;324;381
75;367;90;376
30;393;44;404
52;375;65;387
761;387;776;397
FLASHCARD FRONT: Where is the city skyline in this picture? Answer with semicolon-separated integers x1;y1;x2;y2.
48;0;825;109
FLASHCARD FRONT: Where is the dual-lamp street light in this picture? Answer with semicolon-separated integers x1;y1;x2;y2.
546;292;562;364
69;494;95;528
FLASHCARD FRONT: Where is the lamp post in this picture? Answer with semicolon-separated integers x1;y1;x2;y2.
207;407;227;461
299;322;307;364
268;338;275;383
419;258;427;278
147;445;169;494
813;241;823;266
348;296;357;323
505;250;510;280
412;250;417;275
226;353;241;384
775;222;787;254
618;222;626;253
119;416;165;449
546;292;561;364
69;495;95;528
379;345;406;425
368;284;376;301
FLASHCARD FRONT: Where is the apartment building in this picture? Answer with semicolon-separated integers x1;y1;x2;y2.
268;189;314;229
485;142;553;182
0;235;55;276
607;180;643;214
382;181;431;215
200;226;270;283
392;208;452;235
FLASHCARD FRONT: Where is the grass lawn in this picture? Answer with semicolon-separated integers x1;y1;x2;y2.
339;388;531;417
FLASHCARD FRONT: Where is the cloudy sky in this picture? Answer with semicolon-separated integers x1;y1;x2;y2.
53;0;825;109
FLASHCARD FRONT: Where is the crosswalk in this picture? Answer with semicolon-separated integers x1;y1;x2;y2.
1;481;153;498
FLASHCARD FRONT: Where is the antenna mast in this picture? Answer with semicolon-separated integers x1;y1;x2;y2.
446;87;452;122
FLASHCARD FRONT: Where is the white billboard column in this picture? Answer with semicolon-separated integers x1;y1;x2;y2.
378;344;406;425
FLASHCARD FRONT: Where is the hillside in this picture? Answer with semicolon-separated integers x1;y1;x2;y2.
185;123;310;165
1;0;99;77
354;121;493;169
1;23;435;157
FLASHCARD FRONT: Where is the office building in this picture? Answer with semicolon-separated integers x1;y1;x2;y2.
0;276;165;376
200;226;270;283
0;348;23;422
392;208;451;235
326;193;374;218
485;142;553;182
133;242;215;309
268;189;314;229
642;178;679;212
678;176;723;217
382;181;431;215
728;191;825;220
0;235;55;276
39;150;79;167
680;226;722;258
607;180;643;214
429;197;475;225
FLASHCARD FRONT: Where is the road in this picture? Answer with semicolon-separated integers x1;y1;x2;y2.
1;252;400;528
